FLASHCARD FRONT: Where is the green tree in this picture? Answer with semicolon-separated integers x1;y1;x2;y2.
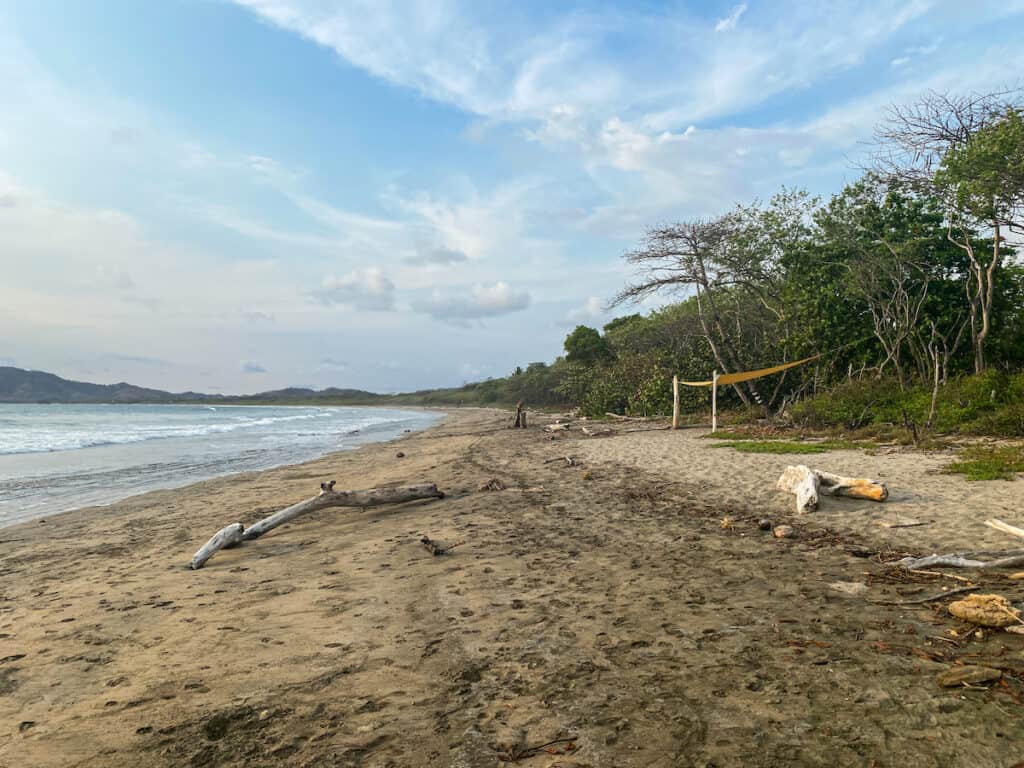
564;325;611;364
936;108;1024;372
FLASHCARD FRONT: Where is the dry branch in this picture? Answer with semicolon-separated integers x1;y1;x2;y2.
190;481;444;569
896;552;1024;571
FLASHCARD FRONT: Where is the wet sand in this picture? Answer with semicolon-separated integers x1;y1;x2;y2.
1;409;1023;767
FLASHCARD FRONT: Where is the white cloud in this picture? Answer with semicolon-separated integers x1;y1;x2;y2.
242;361;267;373
565;296;605;325
412;281;531;325
311;268;396;311
715;4;748;32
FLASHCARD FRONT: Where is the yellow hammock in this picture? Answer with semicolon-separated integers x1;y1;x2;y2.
679;354;820;387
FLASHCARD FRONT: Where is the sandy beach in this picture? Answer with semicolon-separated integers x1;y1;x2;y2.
2;409;1023;767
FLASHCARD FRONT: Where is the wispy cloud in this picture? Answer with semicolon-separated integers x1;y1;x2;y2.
715;4;748;32
311;268;396;311
412;281;531;326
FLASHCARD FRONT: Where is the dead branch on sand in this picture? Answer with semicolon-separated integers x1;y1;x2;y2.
420;535;463;556
893;520;1024;571
896;551;1024;571
190;481;444;569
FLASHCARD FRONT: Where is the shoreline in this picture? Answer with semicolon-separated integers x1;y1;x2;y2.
1;408;1022;767
0;404;447;529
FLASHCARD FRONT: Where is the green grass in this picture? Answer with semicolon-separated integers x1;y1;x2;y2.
705;431;872;454
709;440;872;454
943;445;1024;481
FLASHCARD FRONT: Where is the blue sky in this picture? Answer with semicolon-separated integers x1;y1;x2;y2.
1;0;1022;392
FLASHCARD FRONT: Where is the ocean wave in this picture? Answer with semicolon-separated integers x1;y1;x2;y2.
0;407;404;455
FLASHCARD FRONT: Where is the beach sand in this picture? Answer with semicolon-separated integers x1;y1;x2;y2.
1;409;1023;767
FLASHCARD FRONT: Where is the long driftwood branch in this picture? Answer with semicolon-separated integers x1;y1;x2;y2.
897;552;1024;571
894;520;1024;571
190;481;444;570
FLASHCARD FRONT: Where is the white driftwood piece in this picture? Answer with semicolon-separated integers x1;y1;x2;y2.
190;481;444;569
897;550;1024;570
190;523;245;570
985;518;1024;540
776;466;888;514
776;465;819;514
242;481;443;540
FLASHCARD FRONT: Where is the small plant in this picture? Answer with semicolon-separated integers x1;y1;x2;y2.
943;445;1024;481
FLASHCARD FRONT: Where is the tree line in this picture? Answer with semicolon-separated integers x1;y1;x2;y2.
429;89;1024;435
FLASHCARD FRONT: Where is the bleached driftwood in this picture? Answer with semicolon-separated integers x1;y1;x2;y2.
544;422;569;432
776;465;819;514
897;521;1024;570
897;550;1024;570
190;480;444;569
776;465;888;514
604;413;647;421
190;523;245;570
985;518;1024;540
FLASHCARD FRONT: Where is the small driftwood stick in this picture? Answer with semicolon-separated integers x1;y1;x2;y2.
190;523;244;570
985;518;1024;540
190;481;444;569
872;585;980;606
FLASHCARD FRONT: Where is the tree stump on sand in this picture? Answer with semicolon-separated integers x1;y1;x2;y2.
776;465;888;514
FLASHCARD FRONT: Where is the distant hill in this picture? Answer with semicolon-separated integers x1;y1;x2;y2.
0;366;190;403
0;366;381;405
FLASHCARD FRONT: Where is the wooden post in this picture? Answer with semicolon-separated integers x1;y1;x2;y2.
672;375;679;430
711;370;719;433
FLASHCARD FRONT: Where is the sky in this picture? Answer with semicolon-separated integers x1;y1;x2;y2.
1;1;1022;393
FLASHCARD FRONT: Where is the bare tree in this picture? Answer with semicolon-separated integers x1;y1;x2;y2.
872;88;1024;373
610;215;762;406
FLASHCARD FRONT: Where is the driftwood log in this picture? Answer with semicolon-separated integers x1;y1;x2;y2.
190;481;444;570
776;465;888;514
895;518;1024;570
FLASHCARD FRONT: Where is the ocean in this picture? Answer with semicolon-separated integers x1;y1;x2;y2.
0;403;443;527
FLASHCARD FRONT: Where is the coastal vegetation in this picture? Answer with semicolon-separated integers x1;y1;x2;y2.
404;89;1024;440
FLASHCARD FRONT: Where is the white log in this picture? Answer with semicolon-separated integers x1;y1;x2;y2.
897;553;1024;570
242;481;444;541
776;465;819;514
190;523;244;570
985;518;1024;540
190;481;445;569
777;466;887;513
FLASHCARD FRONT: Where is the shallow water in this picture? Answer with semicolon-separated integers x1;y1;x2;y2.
0;403;443;525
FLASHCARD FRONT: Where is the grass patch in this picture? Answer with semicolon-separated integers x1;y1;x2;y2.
943;445;1024;481
711;440;829;454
